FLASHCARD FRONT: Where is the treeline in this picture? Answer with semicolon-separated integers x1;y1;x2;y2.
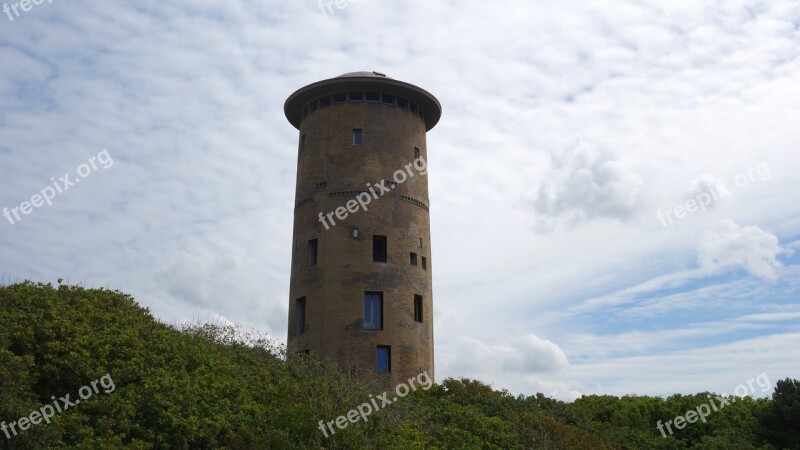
0;281;797;449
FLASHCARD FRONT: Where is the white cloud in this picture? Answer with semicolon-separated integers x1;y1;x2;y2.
698;220;793;281
438;334;577;398
444;334;569;375
529;134;645;230
686;174;730;211
155;250;287;336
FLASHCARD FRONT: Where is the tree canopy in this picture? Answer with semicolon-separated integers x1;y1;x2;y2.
0;281;795;449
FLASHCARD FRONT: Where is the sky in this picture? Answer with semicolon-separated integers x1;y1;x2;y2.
1;0;799;401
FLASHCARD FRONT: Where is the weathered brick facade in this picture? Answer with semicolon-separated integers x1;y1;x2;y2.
284;72;441;387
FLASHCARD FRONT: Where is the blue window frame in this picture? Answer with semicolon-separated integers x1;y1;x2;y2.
377;346;391;373
364;292;383;330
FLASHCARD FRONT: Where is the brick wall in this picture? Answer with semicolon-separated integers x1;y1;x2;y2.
288;101;435;387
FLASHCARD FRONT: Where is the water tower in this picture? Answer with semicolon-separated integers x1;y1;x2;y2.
284;71;441;386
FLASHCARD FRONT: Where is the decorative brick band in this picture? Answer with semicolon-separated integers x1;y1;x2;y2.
400;195;429;212
329;190;369;197
295;197;313;209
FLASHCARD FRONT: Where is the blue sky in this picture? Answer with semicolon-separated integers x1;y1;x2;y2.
1;0;799;400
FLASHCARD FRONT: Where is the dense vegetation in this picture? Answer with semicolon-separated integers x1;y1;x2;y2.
0;281;797;449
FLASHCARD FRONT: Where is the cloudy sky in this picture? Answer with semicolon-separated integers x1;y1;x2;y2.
2;0;799;400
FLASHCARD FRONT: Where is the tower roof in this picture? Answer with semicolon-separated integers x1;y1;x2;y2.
284;71;442;131
336;71;392;78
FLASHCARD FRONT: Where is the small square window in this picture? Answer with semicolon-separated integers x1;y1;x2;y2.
334;93;347;103
308;239;318;266
397;98;408;108
349;92;364;101
353;129;363;146
381;94;395;105
366;92;380;102
377;346;391;373
373;235;387;262
414;295;423;323
422;257;427;270
364;292;383;330
410;252;418;266
410;103;418;114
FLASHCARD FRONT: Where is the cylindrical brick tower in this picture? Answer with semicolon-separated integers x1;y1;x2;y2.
284;71;441;387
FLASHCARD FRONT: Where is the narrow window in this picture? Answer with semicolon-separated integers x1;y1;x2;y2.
419;237;424;248
414;146;420;161
377;345;391;373
353;129;363;146
296;297;306;335
299;134;306;153
410;252;418;266
422;256;427;270
364;292;383;330
410;103;418;114
414;295;423;322
307;239;318;266
373;235;387;262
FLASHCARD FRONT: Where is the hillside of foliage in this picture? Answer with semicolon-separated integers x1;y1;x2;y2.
0;281;798;449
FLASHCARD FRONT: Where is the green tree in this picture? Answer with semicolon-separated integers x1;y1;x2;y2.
758;378;800;449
